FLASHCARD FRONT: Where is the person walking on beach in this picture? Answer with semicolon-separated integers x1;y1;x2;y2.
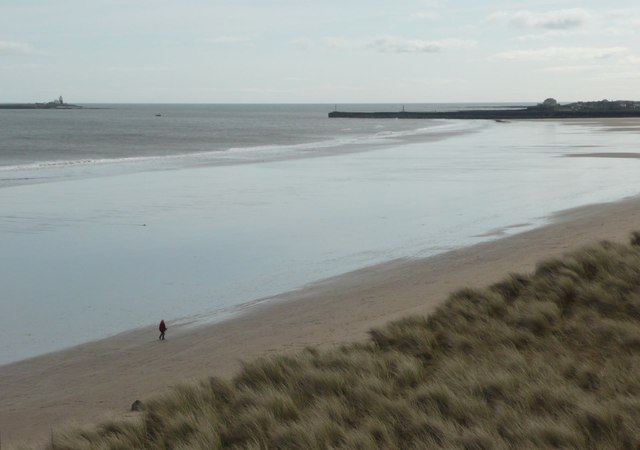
159;320;167;340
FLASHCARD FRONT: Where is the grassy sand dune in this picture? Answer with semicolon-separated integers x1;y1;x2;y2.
43;234;640;449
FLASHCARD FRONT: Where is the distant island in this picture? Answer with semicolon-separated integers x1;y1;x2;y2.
0;96;82;109
329;98;640;120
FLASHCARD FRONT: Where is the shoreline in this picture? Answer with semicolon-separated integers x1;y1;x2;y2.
3;194;640;448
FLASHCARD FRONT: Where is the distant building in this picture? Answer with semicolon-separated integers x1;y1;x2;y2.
531;98;640;112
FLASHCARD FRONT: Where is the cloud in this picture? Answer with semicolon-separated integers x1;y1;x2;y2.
619;55;640;65
590;69;640;81
0;40;40;56
489;9;590;29
598;8;640;34
321;36;476;54
367;36;476;53
537;64;607;73
513;28;589;42
604;8;640;21
494;46;628;61
536;52;640;76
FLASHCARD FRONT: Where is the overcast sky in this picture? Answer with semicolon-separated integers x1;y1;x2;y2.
1;0;639;103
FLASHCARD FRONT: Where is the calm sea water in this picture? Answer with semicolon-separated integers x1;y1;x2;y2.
1;104;639;364
0;103;501;172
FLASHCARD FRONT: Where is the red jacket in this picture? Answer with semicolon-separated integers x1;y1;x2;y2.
159;320;167;332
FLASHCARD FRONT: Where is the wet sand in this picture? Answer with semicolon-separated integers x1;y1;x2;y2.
2;194;640;448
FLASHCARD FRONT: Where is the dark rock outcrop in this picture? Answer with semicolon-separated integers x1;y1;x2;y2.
130;399;145;412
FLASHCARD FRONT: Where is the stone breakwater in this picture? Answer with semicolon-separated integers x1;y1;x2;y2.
0;103;82;109
328;109;640;120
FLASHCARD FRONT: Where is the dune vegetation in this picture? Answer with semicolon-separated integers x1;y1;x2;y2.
43;234;640;449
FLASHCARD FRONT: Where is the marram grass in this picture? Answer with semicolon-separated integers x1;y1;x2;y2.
45;235;640;449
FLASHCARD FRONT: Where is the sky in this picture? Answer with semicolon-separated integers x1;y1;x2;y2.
1;0;639;103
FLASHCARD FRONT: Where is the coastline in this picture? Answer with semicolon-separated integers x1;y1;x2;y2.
3;194;640;448
328;99;640;120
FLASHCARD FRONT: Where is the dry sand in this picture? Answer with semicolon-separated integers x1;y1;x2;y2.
3;194;640;448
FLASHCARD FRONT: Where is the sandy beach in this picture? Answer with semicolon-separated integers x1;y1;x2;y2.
2;191;640;448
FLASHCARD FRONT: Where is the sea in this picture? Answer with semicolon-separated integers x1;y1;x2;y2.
1;103;639;365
